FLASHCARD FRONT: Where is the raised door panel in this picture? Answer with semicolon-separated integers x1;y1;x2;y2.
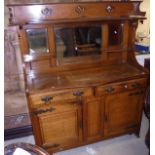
84;98;103;142
33;101;82;152
104;90;144;137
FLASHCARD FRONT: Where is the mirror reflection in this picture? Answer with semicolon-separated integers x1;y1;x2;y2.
26;28;49;54
54;26;102;60
108;24;123;46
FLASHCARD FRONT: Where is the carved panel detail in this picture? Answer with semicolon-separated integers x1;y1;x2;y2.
106;5;114;13
75;5;85;15
41;7;52;16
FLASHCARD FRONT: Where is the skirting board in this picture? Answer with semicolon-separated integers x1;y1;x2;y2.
4;125;32;140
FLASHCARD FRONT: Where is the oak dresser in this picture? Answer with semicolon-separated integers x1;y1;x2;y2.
7;0;148;154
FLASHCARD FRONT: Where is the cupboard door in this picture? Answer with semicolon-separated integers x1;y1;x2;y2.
32;101;83;152
104;90;144;137
84;98;103;142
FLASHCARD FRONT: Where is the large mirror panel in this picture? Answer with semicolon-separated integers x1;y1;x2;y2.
54;26;102;61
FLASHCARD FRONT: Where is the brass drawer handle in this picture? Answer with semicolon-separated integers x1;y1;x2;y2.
129;91;144;96
41;96;53;104
106;5;114;13
132;82;141;89
73;90;84;97
41;7;52;16
105;86;115;93
33;107;55;115
75;5;85;15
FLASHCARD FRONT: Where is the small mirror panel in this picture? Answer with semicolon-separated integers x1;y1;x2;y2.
108;24;123;46
26;28;49;54
54;26;102;61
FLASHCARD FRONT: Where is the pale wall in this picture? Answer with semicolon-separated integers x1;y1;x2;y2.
136;0;150;45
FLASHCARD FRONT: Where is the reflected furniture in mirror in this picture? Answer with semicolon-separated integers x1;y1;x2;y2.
6;0;148;154
26;28;49;54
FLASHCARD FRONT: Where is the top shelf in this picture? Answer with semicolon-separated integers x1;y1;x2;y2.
6;0;144;6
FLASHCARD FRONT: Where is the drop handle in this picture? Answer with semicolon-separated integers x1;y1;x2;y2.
33;107;55;115
73;91;84;97
106;5;114;13
75;5;85;14
105;87;115;93
41;96;53;104
132;83;141;89
41;7;52;16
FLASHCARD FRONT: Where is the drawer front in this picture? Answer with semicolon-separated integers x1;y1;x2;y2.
29;88;93;107
96;78;147;95
10;2;136;24
31;101;78;117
